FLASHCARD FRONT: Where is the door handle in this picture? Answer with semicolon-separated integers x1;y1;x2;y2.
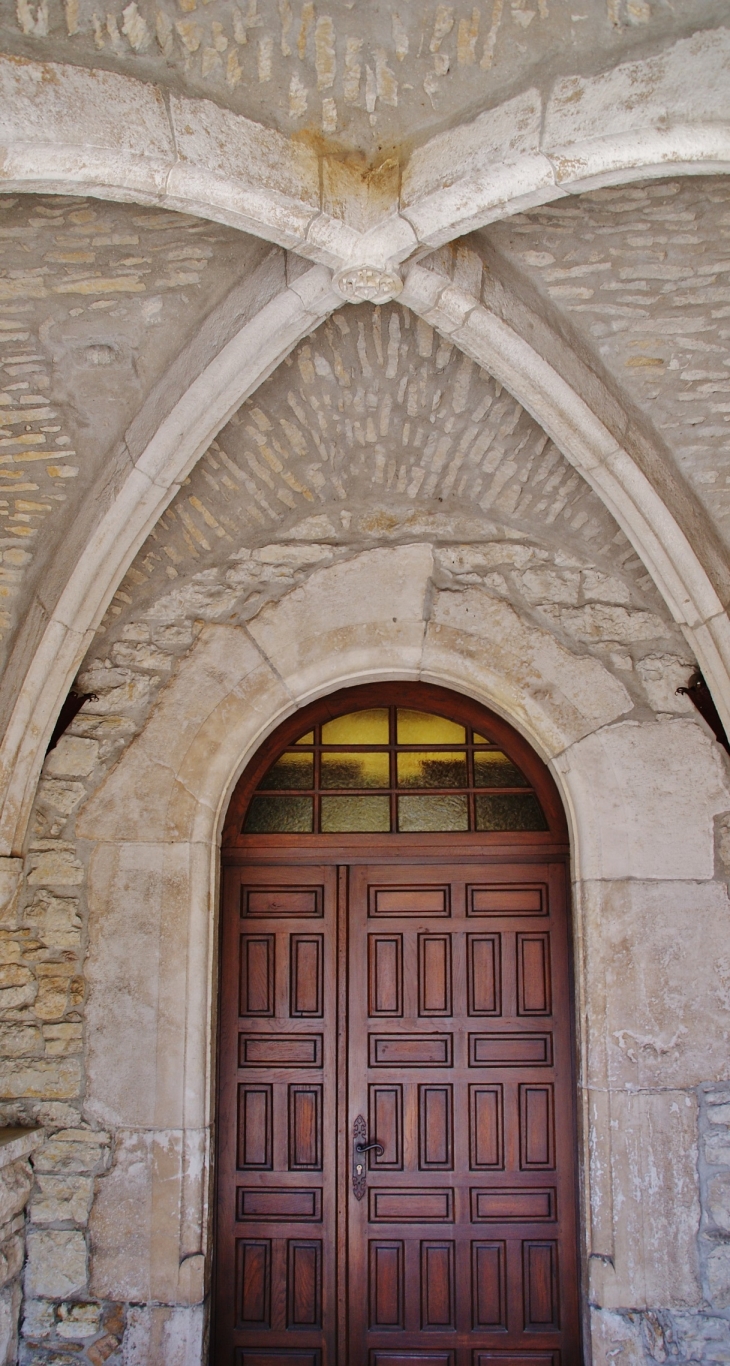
353;1115;384;1200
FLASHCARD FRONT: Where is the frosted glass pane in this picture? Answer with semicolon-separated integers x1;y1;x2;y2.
258;751;313;790
321;709;389;745
295;731;314;745
397;751;467;788
474;750;529;788
244;796;313;833
475;794;547;831
398;794;468;832
397;710;465;744
321;751;390;789
321;795;390;832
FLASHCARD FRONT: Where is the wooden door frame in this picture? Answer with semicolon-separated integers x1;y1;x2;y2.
213;682;584;1363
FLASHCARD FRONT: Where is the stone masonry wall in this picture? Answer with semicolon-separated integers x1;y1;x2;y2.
0;302;726;1362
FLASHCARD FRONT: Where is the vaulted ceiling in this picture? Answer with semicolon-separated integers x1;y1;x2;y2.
0;3;727;853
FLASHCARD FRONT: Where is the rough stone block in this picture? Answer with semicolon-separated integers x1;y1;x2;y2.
0;1158;32;1226
566;720;730;881
24;1229;87;1300
708;1174;730;1233
34;964;82;1022
42;1024;83;1057
43;737;99;779
123;1303;204;1366
36;780;87;817
0;1281;20;1366
0;968;36;1011
26;851;84;888
0;1230;23;1290
23;893;82;952
603;1088;700;1308
0;861;22;925
582;880;730;1089
33;1130;109;1175
0;1025;42;1058
706;1131;730;1166
0;1060;80;1101
707;1243;730;1310
87;1334;120;1364
29;1174;94;1226
56;1301;101;1339
21;1296;54;1339
424;584;632;755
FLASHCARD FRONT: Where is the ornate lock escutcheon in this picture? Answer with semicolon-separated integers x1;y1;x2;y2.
353;1114;384;1199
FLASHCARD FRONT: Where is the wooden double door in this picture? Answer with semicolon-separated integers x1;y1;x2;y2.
215;846;581;1366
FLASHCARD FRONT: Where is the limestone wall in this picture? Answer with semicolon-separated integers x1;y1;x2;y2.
0;527;721;1363
0;292;720;1364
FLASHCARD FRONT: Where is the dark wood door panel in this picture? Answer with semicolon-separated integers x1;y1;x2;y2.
216;864;338;1363
216;853;579;1365
347;861;579;1366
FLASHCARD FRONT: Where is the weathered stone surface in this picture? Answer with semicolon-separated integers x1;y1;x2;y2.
87;1333;121;1364
423;585;632;755
43;737;99;779
21;1297;54;1340
0;1158;32;1227
26;851;84;888
565;719;730;881
29;1174;94;1226
0;861;22;925
0;1281;20;1366
0;1025;42;1058
0;1230;23;1290
582;880;730;1089
23;893;82;952
42;1024;83;1058
24;1229;87;1299
56;1301;101;1339
603;1089;700;1308
33;1130;109;1176
122;1304;204;1366
0;1060;80;1100
247;544;433;699
89;1128;205;1304
707;1173;730;1232
707;1243;730;1310
705;1131;730;1166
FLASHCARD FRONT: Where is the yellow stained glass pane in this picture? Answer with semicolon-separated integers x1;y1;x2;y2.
475;793;547;831
295;731;314;745
321;709;389;745
321;795;390;832
397;709;465;744
474;750;529;788
474;732;490;744
244;795;313;833
321;751;390;789
397;751;467;789
258;750;313;790
398;794;469;832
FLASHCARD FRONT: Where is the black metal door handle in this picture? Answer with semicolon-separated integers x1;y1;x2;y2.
353;1115;383;1199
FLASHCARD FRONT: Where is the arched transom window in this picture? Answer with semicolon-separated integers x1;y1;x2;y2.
243;706;547;834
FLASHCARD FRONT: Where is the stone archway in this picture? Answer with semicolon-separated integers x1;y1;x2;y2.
69;544;730;1359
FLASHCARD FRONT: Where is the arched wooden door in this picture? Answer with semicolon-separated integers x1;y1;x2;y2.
215;684;581;1366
